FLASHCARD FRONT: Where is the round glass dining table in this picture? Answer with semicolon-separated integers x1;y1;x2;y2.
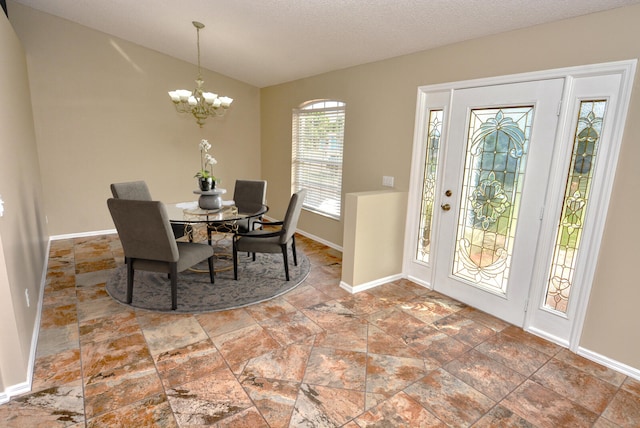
165;200;268;245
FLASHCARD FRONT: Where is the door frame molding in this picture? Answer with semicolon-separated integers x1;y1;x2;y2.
404;59;637;350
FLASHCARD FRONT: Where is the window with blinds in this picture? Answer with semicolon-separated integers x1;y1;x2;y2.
292;100;345;219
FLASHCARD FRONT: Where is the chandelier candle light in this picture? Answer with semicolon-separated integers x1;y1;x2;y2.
168;21;233;127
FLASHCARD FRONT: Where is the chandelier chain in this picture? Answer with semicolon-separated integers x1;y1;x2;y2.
196;24;202;80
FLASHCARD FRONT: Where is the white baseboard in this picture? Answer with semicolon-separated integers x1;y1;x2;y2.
405;274;431;289
50;228;116;240
525;326;570;349
403;273;639;379
262;215;343;253
577;346;640;381
0;381;31;405
340;273;405;294
296;229;342;253
0;240;51;404
51;225;342;254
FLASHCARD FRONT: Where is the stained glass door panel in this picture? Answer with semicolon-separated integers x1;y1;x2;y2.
433;79;564;326
453;107;533;293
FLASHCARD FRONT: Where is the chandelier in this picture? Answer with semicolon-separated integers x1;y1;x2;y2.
168;21;233;127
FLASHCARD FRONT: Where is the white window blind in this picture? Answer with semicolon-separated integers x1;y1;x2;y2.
292;100;345;219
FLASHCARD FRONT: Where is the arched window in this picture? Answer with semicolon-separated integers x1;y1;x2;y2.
292;100;345;219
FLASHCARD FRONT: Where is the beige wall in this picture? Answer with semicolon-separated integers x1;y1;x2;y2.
8;2;262;236
0;10;48;391
261;66;416;246
261;7;640;368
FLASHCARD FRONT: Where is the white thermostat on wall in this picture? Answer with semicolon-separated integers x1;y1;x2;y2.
0;195;4;217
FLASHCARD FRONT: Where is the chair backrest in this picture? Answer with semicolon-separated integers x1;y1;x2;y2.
107;198;179;262
280;189;307;244
110;181;152;201
233;180;267;212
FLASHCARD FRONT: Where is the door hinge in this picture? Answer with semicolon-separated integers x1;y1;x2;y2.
539;206;545;221
557;100;563;116
524;298;530;313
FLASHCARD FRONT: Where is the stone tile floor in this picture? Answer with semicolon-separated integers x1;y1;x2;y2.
1;233;639;427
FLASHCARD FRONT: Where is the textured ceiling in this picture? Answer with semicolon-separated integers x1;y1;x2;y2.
10;0;640;87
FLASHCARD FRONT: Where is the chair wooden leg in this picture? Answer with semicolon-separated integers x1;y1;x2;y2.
170;263;178;310
126;260;135;304
208;256;215;283
281;244;290;281
233;238;239;280
292;235;298;266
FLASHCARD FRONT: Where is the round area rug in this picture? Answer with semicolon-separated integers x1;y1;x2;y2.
105;247;310;313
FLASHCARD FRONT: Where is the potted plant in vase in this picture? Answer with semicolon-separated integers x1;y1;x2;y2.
195;139;217;191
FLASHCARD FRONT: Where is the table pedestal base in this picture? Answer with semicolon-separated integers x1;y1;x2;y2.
198;193;222;210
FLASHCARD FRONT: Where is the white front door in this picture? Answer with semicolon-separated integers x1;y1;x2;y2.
405;61;636;347
432;79;564;326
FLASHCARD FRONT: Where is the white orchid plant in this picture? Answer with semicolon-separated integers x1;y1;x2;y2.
194;139;217;181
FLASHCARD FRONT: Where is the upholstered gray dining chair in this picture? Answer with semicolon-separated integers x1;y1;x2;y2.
107;198;215;310
229;179;268;231
110;180;152;201
232;189;306;281
110;180;187;239
215;179;267;237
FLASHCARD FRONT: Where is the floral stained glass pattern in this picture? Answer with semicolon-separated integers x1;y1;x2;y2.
544;101;607;313
453;107;533;293
416;110;443;263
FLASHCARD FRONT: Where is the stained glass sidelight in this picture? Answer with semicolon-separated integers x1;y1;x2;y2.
452;107;534;293
544;101;607;313
416;110;443;263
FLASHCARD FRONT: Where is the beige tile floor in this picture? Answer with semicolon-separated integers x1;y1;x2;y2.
1;233;639;427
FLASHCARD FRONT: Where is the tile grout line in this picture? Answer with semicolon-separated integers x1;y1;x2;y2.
70;240;90;428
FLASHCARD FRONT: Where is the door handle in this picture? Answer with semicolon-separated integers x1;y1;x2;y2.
441;203;451;211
